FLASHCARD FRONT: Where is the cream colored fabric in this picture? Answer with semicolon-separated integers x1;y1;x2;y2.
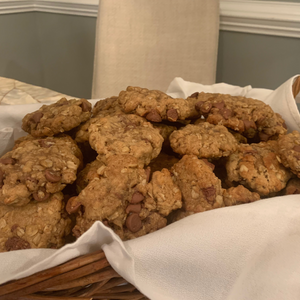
92;0;219;98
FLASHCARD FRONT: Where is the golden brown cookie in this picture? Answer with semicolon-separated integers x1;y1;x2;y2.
0;135;82;206
88;114;163;166
226;141;292;196
70;155;181;241
170;122;238;159
278;131;300;178
22;98;92;137
118;86;198;123
222;185;260;206
189;92;287;141
0;192;72;252
171;155;224;213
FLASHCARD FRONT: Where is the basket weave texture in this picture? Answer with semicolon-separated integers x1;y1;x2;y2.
0;76;300;300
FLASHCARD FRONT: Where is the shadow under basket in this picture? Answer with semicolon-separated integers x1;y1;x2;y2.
0;250;148;300
0;76;300;300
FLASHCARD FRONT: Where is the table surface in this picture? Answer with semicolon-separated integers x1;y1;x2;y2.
0;76;76;105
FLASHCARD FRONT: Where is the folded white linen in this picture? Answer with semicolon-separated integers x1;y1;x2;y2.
1;76;300;300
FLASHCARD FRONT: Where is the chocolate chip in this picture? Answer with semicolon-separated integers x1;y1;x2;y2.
126;204;142;214
145;167;151;183
201;159;215;171
145;109;162;122
243;120;257;130
11;224;19;232
126;213;142;233
282;122;287;129
33;188;50;202
0;158;16;165
221;108;232;120
167;109;178;122
5;236;31;251
293;145;300;152
189;92;199;99
80;100;91;112
213;102;225;110
30;112;43;124
131;191;145;204
259;132;270;141
200;103;212;114
66;196;82;214
45;169;61;183
202;186;216;202
195;101;204;112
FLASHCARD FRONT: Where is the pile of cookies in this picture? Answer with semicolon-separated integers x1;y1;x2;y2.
1;86;300;252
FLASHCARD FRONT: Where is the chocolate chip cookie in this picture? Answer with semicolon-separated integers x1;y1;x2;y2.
171;155;224;213
189;92;287;141
118;86;198;123
226;141;292;196
71;155;182;240
22;98;92;137
0;192;72;252
0;135;82;206
278;131;300;178
222;185;260;206
170;122;238;159
88;114;164;166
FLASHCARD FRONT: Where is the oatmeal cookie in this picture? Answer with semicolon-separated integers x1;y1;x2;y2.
170;122;238;159
71;155;150;238
89;114;163;166
70;155;181;240
223;185;260;206
0;192;72;252
226;141;292;196
0;135;82;206
278;131;300;178
189;92;287;141
22;98;92;137
171;155;224;213
118;86;198;123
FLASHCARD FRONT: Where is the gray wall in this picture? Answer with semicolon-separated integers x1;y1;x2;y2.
217;31;300;89
0;12;96;98
0;12;299;98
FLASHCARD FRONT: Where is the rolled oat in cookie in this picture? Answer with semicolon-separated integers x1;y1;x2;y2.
0;135;82;206
222;185;260;206
170;122;238;159
22;98;92;137
171;155;224;214
118;86;198;122
188;92;287;141
226;141;292;196
0;192;72;252
88;114;163;166
278;131;300;178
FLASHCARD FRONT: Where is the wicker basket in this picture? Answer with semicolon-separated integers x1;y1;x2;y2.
0;76;300;300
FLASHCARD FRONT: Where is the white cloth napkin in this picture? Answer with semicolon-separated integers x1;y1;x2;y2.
1;76;300;300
